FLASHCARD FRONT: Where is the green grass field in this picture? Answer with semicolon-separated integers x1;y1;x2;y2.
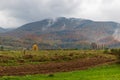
0;64;120;80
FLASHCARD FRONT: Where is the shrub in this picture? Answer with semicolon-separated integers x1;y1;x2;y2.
110;49;120;54
23;54;34;59
110;49;120;62
103;48;110;54
18;59;25;63
32;44;39;51
48;74;54;77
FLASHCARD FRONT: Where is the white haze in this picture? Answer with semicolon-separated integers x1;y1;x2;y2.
113;28;120;41
0;0;120;28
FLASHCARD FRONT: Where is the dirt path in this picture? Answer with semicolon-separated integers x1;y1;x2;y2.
0;57;115;76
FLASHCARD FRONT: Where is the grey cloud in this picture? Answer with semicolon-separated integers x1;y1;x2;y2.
0;0;120;28
2;0;81;20
100;0;120;22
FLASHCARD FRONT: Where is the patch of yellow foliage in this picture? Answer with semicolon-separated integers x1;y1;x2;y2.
32;44;38;51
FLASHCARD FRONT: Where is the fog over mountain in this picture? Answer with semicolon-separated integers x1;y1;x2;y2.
113;28;120;41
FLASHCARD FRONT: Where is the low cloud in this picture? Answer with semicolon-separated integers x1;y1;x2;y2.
0;0;120;28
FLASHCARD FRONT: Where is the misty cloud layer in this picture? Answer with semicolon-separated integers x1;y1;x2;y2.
0;0;120;28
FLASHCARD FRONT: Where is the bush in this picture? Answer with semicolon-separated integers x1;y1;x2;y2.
110;49;120;54
48;74;54;77
103;48;110;54
110;49;120;62
23;54;34;59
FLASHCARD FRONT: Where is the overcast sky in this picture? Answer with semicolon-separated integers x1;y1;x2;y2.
0;0;120;28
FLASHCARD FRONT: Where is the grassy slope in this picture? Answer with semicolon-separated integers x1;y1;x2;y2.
0;64;120;80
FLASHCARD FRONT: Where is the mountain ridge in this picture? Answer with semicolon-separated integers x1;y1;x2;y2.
1;17;120;49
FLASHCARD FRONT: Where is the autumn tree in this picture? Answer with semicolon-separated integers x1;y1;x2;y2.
32;44;38;51
91;42;97;50
0;46;4;51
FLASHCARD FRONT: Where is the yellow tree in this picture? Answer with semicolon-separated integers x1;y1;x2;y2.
32;44;38;51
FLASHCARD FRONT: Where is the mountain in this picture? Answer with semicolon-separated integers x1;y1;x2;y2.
1;17;120;49
0;27;7;33
0;27;15;33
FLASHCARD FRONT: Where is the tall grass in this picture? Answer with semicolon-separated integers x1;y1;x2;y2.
0;50;116;66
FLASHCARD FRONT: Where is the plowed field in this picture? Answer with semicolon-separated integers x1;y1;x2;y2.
0;57;115;76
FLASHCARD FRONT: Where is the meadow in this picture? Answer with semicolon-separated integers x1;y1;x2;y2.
0;50;116;66
0;49;119;79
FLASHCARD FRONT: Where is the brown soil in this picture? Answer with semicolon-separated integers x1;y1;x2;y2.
0;57;115;76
